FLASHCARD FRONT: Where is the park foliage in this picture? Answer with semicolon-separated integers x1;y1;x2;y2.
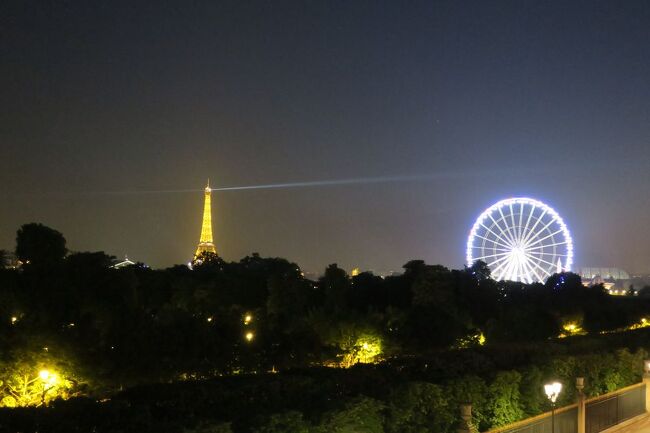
2;223;650;432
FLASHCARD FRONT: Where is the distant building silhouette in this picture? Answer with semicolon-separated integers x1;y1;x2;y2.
111;255;136;269
578;267;631;295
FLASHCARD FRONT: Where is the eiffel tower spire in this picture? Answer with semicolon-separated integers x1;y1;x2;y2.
195;180;217;257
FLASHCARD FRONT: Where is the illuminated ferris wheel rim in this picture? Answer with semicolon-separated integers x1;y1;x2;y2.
466;197;574;282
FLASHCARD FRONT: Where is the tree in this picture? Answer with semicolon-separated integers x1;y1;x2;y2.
0;346;81;407
319;264;351;312
315;396;385;433
387;382;454;433
15;223;67;267
254;411;310;433
65;251;115;274
192;251;225;271
183;422;233;433
487;371;525;427
467;260;491;281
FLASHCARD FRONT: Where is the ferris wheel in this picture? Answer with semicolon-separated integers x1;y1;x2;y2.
466;197;573;283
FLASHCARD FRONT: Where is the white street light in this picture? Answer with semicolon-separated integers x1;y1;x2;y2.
545;382;562;433
544;382;562;403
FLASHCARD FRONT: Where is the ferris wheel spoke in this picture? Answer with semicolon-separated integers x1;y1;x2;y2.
513;260;524;282
497;206;518;245
520;208;547;246
512;259;524;282
470;243;514;252
473;234;512;250
519;260;531;282
519;258;533;283
486;213;515;246
526;256;552;278
524;254;562;270
522;256;544;282
473;251;510;261
517;202;525;243
525;228;565;249
489;210;515;245
509;203;520;243
528;251;570;258
495;257;513;281
525;241;567;252
486;253;512;269
520;203;537;247
521;217;557;247
501;256;515;281
477;225;513;248
488;255;512;277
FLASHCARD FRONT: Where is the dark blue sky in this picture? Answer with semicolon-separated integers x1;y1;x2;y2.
1;1;649;272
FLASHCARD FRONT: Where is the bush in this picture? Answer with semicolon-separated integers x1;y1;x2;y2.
445;375;490;431
386;382;454;433
253;411;310;433
314;396;385;433
487;371;525;427
184;422;233;433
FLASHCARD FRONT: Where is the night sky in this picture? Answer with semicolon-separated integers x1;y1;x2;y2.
2;1;649;273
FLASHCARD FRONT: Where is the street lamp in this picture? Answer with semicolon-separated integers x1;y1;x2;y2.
545;382;562;433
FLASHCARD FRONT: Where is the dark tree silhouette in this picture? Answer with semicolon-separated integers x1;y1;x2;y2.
15;223;67;267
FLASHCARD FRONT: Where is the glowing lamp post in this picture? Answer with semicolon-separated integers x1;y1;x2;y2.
545;382;562;433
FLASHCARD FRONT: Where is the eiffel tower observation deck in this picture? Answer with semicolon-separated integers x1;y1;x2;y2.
195;180;217;257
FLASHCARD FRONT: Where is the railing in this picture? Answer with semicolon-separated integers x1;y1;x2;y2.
470;379;648;433
585;382;646;433
486;404;578;433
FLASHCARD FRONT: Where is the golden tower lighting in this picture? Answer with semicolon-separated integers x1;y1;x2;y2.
195;180;217;257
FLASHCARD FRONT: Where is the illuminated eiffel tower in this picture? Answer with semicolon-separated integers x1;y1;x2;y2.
195;180;217;257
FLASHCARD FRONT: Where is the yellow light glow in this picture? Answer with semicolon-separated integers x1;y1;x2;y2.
453;332;486;349
245;331;254;342
559;321;585;338
0;368;68;407
626;317;650;331
351;267;361;277
244;314;252;325
600;317;650;335
10;316;17;324
206;317;213;322
38;370;57;385
339;335;383;368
